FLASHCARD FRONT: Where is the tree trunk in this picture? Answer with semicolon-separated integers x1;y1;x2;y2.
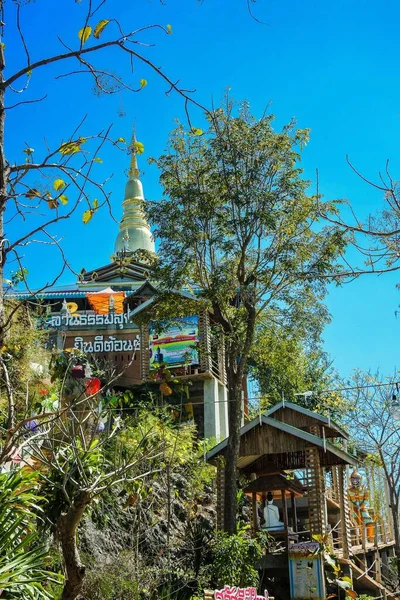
223;306;256;534
389;494;400;587
58;491;90;600
0;32;7;348
223;375;243;534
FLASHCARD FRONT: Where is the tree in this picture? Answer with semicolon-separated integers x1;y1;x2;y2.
343;371;400;585
147;97;347;532
19;348;166;600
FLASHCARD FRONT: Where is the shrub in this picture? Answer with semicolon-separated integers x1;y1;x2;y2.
79;552;141;600
206;529;265;589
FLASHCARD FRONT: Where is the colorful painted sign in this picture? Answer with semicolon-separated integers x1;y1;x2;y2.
288;542;325;600
149;316;199;369
214;586;268;600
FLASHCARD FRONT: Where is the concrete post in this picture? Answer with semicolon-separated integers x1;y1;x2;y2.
218;381;229;440
204;377;220;441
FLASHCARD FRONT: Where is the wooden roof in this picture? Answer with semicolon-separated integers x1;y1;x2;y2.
243;473;304;496
80;260;151;284
265;401;349;440
206;415;357;469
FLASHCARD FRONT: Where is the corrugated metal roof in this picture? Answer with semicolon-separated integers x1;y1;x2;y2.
6;289;138;300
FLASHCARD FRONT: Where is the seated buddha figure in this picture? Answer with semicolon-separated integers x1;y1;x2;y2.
262;492;284;530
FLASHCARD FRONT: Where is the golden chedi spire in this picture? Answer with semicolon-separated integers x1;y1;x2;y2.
114;128;155;256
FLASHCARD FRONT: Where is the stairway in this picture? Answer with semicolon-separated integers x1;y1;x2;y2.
340;557;396;598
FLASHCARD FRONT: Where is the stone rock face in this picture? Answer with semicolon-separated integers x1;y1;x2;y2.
80;470;217;571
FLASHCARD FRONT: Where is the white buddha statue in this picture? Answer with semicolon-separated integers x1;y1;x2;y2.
262;492;284;530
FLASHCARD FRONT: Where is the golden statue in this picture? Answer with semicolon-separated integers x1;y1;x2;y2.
348;469;375;543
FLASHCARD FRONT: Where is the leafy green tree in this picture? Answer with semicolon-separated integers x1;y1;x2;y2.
147;97;347;532
29;354;167;600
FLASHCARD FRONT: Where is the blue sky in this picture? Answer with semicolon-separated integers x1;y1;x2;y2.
6;0;400;378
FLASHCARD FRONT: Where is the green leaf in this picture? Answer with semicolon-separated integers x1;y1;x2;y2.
166;24;172;34
140;79;147;88
93;19;110;39
78;26;92;44
93;199;99;209
191;127;203;136
23;147;34;155
93;157;103;163
53;178;66;191
133;141;145;155
59;195;68;205
83;209;94;224
116;137;126;143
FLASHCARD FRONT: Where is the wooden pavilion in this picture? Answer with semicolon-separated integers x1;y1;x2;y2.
207;402;397;599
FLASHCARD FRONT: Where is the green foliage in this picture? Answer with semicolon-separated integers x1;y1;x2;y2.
118;409;214;496
10;268;29;287
79;552;141;599
148;97;346;308
147;97;348;529
0;303;48;425
40;437;105;525
206;530;264;588
312;533;357;598
147;96;347;408
249;320;333;408
0;469;62;598
77;409;217;600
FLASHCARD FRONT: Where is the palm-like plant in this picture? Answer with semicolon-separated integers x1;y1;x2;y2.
0;468;62;599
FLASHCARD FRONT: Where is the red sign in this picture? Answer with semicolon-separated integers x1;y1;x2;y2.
215;586;269;600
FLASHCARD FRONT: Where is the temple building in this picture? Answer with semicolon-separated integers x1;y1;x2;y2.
11;137;229;441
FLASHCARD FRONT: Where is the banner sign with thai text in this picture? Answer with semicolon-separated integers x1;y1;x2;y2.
45;308;135;330
73;334;140;354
